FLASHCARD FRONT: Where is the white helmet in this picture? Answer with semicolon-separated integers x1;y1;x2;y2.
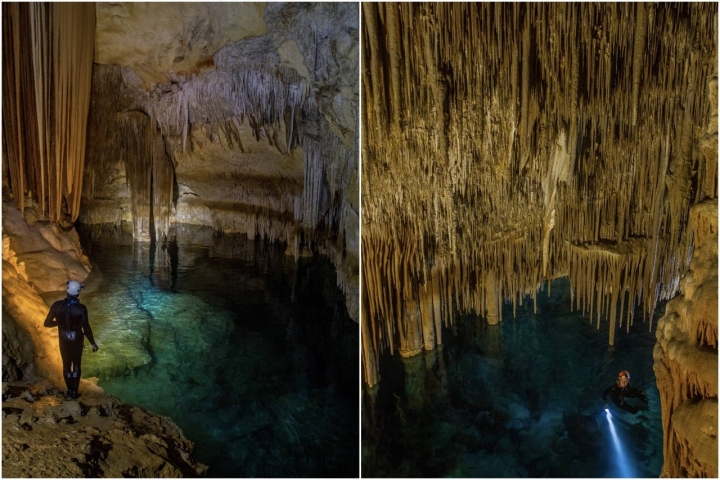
66;280;83;296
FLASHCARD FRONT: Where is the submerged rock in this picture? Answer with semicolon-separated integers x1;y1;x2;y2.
2;379;208;478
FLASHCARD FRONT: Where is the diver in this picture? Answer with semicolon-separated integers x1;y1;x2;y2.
602;370;647;414
44;280;99;399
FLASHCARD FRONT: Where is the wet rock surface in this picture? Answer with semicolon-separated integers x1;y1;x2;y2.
2;379;208;478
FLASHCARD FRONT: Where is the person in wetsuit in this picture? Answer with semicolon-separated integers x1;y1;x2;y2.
44;280;99;399
602;370;647;414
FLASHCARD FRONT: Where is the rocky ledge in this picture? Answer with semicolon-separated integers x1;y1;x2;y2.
2;379;207;477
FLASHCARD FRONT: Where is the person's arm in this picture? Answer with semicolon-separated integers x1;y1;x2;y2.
602;384;612;403
43;302;59;328
80;305;99;351
629;387;647;402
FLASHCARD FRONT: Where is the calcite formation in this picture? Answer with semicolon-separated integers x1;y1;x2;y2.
361;3;717;386
2;3;95;224
653;199;718;478
82;2;360;320
2;3;359;322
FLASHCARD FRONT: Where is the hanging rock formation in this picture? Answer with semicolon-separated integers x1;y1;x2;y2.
361;3;717;387
81;3;359;321
1;3;95;224
653;199;718;478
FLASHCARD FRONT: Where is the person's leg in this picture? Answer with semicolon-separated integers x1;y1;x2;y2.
68;341;84;398
58;339;74;395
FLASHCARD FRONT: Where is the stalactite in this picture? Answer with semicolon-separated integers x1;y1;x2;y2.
151;124;174;240
1;3;95;223
122;112;153;241
361;3;718;387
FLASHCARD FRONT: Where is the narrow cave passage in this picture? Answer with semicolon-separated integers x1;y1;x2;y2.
362;278;663;478
78;224;358;477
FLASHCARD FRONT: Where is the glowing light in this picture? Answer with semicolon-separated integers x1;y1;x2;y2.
605;409;634;478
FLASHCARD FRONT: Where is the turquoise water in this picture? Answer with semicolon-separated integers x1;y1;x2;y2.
79;224;358;477
362;278;664;478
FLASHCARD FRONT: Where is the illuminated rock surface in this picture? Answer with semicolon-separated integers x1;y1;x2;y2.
94;3;267;87
2;196;89;386
653;199;718;477
2;380;207;477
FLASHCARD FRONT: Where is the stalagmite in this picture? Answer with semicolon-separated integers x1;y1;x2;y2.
362;3;718;388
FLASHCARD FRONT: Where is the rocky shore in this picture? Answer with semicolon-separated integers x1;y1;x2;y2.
2;379;207;477
2;195;207;477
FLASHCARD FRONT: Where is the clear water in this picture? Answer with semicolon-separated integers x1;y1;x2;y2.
362;278;664;478
78;224;359;477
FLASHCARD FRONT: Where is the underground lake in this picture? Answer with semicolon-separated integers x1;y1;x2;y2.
361;277;664;478
78;224;359;477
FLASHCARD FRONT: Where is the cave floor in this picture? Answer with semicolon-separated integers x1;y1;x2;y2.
78;224;359;478
362;278;664;478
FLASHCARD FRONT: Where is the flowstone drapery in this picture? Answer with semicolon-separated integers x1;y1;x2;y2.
362;3;717;387
2;3;95;224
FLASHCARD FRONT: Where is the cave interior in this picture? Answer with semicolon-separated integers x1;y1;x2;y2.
360;3;717;478
2;2;359;477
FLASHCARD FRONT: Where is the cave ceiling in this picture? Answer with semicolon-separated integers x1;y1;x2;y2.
81;2;359;248
94;3;268;87
360;3;718;386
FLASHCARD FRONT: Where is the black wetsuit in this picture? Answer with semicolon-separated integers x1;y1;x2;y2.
44;296;95;396
602;382;647;414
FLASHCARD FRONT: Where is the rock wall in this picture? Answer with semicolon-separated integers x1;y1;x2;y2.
653;199;718;478
2;194;93;386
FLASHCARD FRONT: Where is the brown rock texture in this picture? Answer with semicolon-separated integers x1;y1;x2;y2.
361;3;717;387
2;196;91;295
94;3;267;87
653;199;718;478
2;380;207;478
2;195;94;386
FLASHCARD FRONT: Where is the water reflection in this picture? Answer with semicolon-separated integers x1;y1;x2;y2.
78;224;358;477
362;278;663;478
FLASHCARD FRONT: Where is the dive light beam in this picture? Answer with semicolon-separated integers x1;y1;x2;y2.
605;409;634;478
